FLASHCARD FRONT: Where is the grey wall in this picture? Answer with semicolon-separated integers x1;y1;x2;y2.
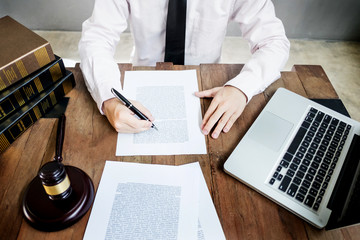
272;0;360;40
1;0;359;41
0;0;94;31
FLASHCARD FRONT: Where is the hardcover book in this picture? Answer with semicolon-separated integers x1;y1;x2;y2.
0;56;66;122
0;16;55;91
0;70;75;153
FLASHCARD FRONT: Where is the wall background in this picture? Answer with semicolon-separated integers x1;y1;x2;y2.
1;0;359;41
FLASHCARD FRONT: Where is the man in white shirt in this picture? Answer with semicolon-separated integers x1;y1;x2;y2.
79;0;290;139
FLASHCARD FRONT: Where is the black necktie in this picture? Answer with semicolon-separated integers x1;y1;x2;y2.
164;0;187;65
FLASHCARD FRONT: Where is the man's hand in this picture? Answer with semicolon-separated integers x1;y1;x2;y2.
195;86;247;139
102;98;154;133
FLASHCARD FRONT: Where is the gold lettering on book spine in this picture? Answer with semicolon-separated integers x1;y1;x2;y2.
0;99;15;120
41;99;50;112
15;60;28;78
14;90;25;106
63;79;73;94
0;134;10;153
50;92;57;105
23;85;35;100
0;76;6;90
0;106;5;118
34;47;51;67
33;106;41;119
9;121;25;140
34;77;44;92
3;67;17;84
9;113;34;140
49;63;62;82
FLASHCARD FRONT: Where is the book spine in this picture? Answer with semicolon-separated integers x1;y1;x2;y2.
0;44;55;91
0;59;66;122
0;71;75;153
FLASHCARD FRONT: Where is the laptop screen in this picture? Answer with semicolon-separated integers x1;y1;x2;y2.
326;134;360;229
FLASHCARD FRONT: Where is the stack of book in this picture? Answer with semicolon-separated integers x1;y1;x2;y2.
0;16;76;154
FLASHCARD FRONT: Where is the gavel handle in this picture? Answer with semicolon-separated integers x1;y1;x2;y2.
54;114;66;162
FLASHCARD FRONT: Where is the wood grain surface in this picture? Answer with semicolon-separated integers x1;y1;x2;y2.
0;63;359;240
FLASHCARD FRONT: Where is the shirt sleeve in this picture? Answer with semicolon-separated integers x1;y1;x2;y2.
78;0;129;114
226;0;290;102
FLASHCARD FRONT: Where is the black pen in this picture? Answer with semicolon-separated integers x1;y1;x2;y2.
111;88;158;131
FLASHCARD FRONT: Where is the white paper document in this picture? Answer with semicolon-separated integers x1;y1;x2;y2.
83;161;225;240
84;161;199;240
181;163;226;240
116;70;207;156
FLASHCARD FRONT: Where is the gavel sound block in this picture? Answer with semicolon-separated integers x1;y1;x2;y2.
22;115;94;231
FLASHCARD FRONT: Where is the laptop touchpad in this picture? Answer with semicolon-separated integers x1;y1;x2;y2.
249;111;293;152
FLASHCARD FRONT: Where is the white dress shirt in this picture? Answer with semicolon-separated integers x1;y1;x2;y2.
79;0;290;114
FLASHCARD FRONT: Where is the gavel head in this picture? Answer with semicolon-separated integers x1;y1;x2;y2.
38;161;72;201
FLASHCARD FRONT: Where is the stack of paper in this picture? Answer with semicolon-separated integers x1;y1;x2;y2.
83;161;225;240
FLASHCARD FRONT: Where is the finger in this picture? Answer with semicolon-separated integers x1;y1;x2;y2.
115;123;151;133
202;105;226;135
131;100;155;121
114;109;151;132
223;112;242;133
128;119;152;130
115;120;152;133
211;111;232;139
119;112;152;129
201;98;220;131
125;120;152;133
195;87;222;98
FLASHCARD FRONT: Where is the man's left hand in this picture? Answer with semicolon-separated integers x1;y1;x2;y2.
195;86;247;139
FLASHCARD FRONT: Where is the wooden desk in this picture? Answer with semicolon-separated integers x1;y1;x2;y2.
1;63;359;239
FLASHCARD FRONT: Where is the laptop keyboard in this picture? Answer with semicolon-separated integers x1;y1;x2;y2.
269;107;351;212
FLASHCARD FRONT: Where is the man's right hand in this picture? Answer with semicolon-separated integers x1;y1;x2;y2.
102;98;154;133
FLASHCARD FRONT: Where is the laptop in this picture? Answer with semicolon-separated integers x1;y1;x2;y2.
224;88;360;229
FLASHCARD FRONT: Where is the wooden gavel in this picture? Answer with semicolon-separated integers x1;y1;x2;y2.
38;114;72;200
22;114;94;231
